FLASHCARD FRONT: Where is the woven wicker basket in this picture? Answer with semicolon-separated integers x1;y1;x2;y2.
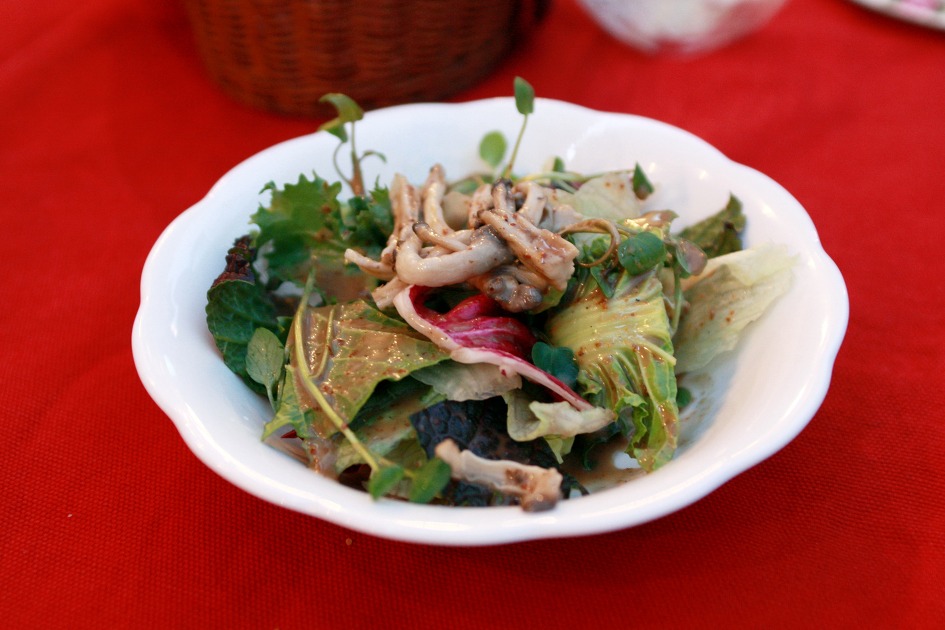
183;0;550;117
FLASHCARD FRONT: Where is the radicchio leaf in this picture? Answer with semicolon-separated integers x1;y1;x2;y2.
405;288;536;359
393;285;593;410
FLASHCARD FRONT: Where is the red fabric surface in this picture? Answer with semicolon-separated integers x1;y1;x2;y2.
3;0;944;627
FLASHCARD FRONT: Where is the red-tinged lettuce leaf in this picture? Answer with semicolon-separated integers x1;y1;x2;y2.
206;236;280;393
288;299;449;441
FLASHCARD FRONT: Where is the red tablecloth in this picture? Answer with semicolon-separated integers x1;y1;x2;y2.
4;0;944;627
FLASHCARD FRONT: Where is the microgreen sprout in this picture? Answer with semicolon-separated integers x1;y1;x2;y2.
504;77;536;178
318;93;385;196
479;131;507;170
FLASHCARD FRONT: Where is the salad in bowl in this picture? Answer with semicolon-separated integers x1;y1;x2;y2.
206;80;797;510
133;80;846;543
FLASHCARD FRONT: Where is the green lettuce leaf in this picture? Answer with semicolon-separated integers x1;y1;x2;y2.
547;270;679;472
553;173;644;222
288;299;449;441
332;389;433;475
504;390;613;463
262;364;310;441
676;194;746;259
530;342;579;389
412;361;522;402
334;377;441;479
674;243;794;374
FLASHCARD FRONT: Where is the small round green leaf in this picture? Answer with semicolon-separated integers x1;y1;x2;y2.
531;342;579;389
632;163;654;199
322;123;348;142
618;231;667;276
513;77;535;115
319;93;364;124
408;458;452;504
479;131;507;169
246;327;285;390
368;464;405;499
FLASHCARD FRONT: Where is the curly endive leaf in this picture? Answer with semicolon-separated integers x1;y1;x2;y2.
251;174;345;286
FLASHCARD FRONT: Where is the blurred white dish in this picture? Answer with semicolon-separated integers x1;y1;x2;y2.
849;0;945;30
132;98;848;545
579;0;789;54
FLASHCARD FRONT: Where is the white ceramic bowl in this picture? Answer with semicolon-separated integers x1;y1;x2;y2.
132;98;848;545
579;0;790;55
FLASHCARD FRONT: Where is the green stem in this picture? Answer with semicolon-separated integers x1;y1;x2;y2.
504;113;529;179
671;266;684;334
330;142;349;191
349;122;364;196
291;270;380;472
